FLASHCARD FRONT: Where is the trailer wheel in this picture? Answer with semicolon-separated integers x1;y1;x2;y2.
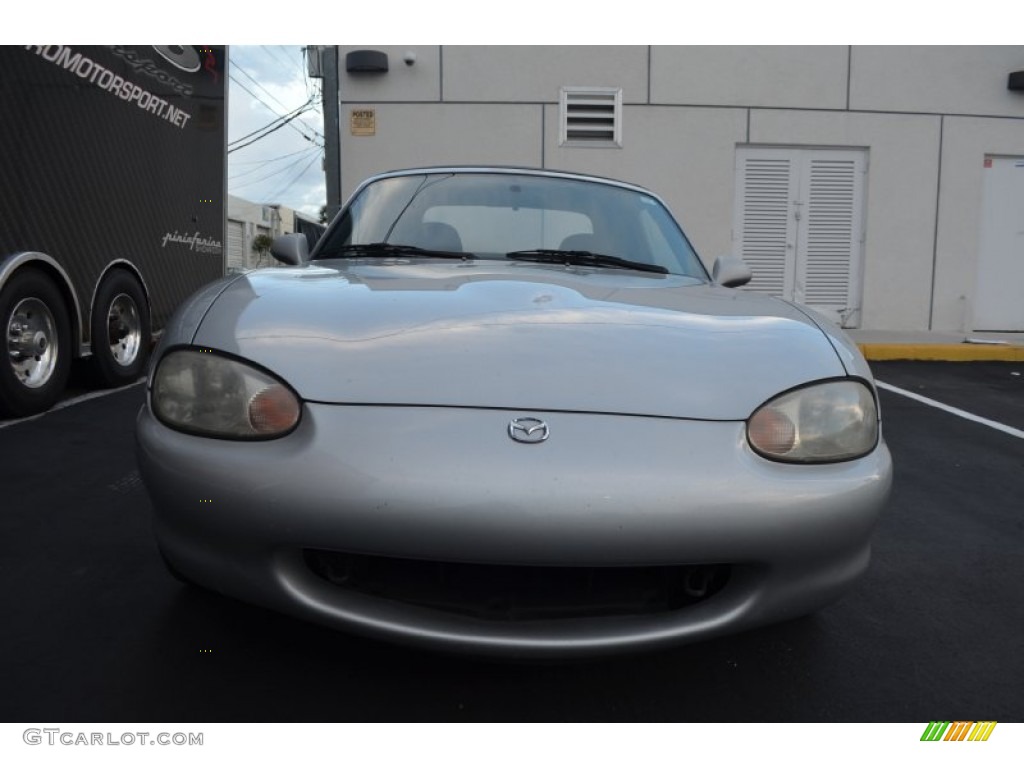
91;270;150;387
0;269;72;417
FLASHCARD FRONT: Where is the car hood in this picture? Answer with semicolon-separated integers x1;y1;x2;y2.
192;260;846;420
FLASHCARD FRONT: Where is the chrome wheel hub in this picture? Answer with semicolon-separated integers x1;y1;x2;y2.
7;298;59;388
106;293;142;366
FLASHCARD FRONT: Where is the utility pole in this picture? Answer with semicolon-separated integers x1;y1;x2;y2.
311;45;342;222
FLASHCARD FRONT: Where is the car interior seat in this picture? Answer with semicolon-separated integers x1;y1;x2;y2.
418;222;463;252
558;233;600;252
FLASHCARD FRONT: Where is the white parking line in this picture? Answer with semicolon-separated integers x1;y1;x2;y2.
876;380;1024;440
0;379;145;430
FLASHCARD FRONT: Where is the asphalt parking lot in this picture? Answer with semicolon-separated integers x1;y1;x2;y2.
1;361;1021;722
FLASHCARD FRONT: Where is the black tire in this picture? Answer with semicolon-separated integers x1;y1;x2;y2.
0;269;72;418
90;269;151;387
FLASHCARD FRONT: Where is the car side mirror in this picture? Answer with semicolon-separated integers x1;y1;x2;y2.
270;233;310;266
712;256;752;288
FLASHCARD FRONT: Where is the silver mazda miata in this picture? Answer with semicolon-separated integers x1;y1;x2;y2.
136;167;892;657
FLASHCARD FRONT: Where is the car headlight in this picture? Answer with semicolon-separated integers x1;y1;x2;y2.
151;348;301;439
747;379;878;463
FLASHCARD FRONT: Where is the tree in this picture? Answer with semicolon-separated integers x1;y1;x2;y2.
251;234;274;267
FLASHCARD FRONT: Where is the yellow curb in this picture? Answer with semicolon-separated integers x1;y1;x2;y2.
858;343;1024;362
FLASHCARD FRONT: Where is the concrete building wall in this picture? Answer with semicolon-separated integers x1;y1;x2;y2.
651;46;849;110
850;46;1024;118
341;103;544;190
227;195;299;271
333;45;1024;332
443;46;650;103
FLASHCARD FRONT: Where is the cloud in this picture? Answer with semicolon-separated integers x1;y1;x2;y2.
228;46;326;219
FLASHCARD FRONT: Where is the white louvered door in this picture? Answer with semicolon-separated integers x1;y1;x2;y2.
733;149;798;299
733;147;866;327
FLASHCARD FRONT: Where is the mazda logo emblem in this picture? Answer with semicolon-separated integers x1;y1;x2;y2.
508;417;549;444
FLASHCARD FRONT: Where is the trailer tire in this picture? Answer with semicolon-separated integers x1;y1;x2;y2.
91;270;151;388
0;269;73;418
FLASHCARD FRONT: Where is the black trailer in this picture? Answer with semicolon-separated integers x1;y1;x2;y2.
0;45;226;416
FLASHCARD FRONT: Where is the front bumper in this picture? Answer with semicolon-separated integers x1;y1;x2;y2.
137;402;892;657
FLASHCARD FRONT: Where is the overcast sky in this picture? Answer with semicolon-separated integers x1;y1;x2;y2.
228;46;326;220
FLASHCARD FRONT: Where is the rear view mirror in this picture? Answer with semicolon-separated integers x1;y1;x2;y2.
712;256;752;288
270;233;310;266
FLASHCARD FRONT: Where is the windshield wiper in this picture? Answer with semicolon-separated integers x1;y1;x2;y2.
325;242;471;260
505;249;668;275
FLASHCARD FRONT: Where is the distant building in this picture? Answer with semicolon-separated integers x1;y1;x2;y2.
227;195;325;272
323;46;1024;332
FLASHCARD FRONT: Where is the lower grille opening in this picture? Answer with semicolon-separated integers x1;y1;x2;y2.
303;549;730;621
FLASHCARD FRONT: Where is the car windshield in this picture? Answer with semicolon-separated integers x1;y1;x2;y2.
314;172;709;279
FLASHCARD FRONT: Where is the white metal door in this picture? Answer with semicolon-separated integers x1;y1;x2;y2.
227;219;245;272
975;156;1024;331
733;147;867;327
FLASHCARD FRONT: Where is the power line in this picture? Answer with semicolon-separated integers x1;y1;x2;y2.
229;148;319;184
278;45;303;68
228;95;314;147
230;147;322;187
230;146;320;170
228;106;316;153
261;45;297;74
228;72;300;124
263;150;324;203
231;61;291;112
228;74;323;147
228;105;317;154
228;74;322;143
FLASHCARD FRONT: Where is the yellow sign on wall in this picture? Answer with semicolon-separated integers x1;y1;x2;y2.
350;109;375;136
